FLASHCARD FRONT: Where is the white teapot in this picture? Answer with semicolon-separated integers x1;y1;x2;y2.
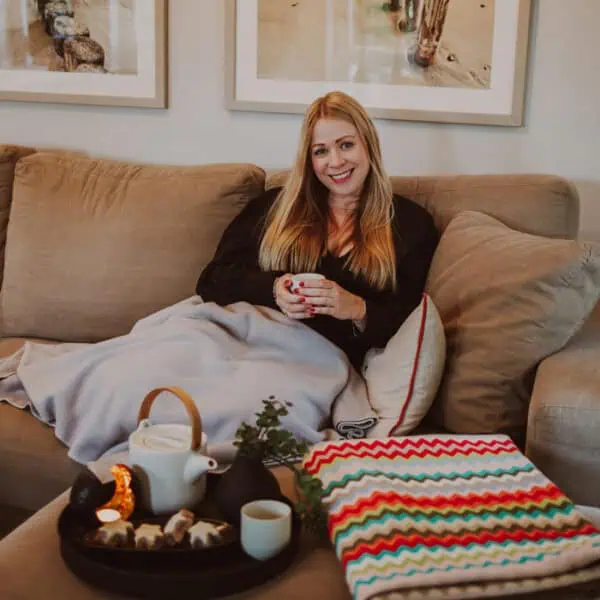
129;387;218;515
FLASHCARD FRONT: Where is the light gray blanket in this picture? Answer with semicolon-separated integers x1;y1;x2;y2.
0;297;377;465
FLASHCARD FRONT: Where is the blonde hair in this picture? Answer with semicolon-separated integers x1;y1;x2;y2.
258;91;396;290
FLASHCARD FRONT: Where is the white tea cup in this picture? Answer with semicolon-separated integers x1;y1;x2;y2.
240;499;292;561
290;273;325;294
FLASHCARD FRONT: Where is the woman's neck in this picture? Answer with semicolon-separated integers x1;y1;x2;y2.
328;193;358;228
328;192;359;214
327;194;358;257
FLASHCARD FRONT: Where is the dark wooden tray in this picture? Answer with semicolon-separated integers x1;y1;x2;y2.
57;479;302;599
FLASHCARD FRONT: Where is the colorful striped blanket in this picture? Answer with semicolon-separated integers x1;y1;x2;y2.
303;434;600;600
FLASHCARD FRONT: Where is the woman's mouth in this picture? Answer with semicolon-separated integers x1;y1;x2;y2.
329;169;354;185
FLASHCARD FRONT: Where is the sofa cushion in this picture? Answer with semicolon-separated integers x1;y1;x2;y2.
0;153;265;341
0;145;36;289
424;210;600;442
266;171;579;240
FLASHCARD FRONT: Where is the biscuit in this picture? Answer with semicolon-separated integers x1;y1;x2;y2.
164;508;195;546
134;523;165;550
188;520;225;549
92;520;133;547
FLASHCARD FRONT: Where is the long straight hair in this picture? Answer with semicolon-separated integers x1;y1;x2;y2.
259;91;396;290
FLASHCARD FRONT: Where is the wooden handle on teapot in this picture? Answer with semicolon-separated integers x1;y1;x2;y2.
137;387;203;451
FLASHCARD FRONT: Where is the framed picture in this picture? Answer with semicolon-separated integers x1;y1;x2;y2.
0;0;167;108
226;0;531;126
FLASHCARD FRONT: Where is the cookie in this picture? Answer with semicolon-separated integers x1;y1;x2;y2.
134;523;165;550
164;508;195;546
188;520;226;549
91;519;133;547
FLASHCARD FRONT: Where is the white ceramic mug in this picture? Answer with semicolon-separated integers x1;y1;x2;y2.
290;273;325;294
128;387;218;515
240;499;292;561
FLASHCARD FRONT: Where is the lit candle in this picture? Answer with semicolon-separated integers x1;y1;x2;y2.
96;508;122;523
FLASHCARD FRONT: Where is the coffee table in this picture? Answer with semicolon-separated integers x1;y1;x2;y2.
1;489;600;600
0;468;351;600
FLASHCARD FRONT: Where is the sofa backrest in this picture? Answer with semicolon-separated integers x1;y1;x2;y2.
0;151;265;341
266;171;580;240
0;146;580;343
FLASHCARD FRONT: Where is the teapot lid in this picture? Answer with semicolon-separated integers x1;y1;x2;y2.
130;423;193;452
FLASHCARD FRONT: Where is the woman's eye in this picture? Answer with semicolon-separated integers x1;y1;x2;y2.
341;141;354;150
313;148;326;156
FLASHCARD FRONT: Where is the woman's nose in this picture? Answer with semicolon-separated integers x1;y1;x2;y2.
329;150;344;168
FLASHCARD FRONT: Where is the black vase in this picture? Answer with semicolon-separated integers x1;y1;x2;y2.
213;453;283;527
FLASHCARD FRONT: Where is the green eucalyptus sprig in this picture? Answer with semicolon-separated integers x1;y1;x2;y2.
233;396;328;537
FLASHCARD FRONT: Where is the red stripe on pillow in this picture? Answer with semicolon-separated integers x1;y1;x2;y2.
387;293;429;436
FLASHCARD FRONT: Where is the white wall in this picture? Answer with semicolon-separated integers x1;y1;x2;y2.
1;0;599;239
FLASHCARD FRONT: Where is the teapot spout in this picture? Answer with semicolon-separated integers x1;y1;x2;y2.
183;454;219;484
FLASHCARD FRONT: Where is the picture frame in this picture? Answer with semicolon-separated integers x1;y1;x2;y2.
226;0;532;126
0;0;168;108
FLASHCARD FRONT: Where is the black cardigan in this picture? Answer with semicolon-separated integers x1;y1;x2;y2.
196;187;439;370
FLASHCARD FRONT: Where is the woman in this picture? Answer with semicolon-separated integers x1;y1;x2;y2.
196;91;439;371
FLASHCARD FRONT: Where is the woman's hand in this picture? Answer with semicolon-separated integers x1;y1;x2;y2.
298;278;366;321
274;275;312;320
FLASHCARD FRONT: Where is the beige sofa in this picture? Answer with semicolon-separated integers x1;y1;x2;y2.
0;144;599;597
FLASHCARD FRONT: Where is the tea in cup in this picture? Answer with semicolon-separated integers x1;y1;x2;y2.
240;499;292;561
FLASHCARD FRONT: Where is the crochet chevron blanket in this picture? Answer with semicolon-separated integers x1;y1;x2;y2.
303;434;600;600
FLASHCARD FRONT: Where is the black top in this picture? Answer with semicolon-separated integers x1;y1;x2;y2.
196;187;439;370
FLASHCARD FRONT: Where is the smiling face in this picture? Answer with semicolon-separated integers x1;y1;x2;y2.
310;118;370;203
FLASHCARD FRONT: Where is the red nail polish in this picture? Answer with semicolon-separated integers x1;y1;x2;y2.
300;282;304;287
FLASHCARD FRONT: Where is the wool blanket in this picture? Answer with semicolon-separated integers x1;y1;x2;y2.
0;297;376;465
303;434;600;600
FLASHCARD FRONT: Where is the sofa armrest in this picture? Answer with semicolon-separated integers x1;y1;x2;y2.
526;309;600;506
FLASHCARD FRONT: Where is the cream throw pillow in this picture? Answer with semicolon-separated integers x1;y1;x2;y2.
425;210;600;439
364;294;446;438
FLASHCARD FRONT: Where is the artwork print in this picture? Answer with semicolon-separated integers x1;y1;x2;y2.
258;0;494;91
227;0;531;126
0;0;167;107
1;0;136;74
